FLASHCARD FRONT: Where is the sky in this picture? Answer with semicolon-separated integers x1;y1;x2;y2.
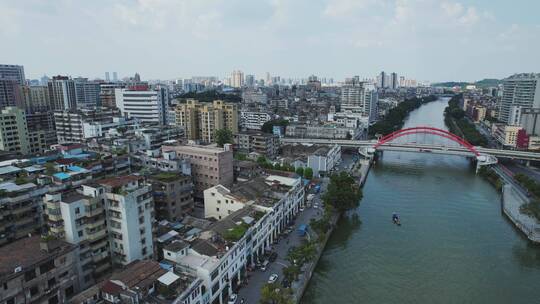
1;0;539;82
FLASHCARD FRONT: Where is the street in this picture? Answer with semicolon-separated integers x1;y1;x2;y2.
236;179;329;304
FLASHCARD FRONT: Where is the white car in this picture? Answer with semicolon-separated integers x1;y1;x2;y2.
299;208;305;212
228;294;237;304
268;274;278;284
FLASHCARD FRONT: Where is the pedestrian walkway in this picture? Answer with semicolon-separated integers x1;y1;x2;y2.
502;184;540;243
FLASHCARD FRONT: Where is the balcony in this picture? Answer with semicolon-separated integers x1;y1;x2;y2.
85;229;107;241
92;251;110;263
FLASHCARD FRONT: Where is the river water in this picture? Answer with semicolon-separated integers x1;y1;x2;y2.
302;98;540;304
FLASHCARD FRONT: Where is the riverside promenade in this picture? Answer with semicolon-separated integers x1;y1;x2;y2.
502;184;540;243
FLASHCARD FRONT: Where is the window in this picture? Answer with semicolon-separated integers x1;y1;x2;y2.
6;298;14;304
75;207;80;214
40;260;55;274
216;207;219;211
30;285;39;297
65;286;74;297
24;269;36;282
78;230;83;237
48;278;56;288
48;295;59;304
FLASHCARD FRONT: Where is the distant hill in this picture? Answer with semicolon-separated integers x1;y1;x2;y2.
433;78;502;88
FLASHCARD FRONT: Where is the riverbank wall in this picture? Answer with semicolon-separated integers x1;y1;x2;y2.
295;157;372;303
293;212;340;303
501;184;540;243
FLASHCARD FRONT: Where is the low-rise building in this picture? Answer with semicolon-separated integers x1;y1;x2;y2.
99;260;204;304
492;123;524;148
235;131;280;159
307;144;341;177
240;111;272;130
285;123;359;139
165;174;304;304
0;236;80;304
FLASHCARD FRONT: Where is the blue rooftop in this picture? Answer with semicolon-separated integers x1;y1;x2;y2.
67;165;84;172
53;172;71;180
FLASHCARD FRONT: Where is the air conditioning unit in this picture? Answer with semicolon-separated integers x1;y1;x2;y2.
14;266;22;273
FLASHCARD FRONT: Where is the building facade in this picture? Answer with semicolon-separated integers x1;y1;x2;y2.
235;131;280;159
162;144;234;198
115;87;168;125
0;236;80;304
48;76;77;110
500;73;540;124
175;99;238;143
0;107;30;155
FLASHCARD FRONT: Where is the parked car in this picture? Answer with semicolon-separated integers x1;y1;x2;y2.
268;274;278;284
228;294;237;304
269;252;278;262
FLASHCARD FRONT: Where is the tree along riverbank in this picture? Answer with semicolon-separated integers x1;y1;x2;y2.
443;94;488;146
369;95;437;137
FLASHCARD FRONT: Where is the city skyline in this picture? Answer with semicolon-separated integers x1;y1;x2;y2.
1;0;539;82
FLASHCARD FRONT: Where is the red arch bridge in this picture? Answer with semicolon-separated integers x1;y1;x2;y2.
282;126;540;162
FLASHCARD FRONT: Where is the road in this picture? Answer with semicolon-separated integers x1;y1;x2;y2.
236;179;329;304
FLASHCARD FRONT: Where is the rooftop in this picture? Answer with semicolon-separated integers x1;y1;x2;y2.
0;236;74;278
108;260;167;291
163;144;228;156
62;191;91;204
98;175;143;188
150;172;187;183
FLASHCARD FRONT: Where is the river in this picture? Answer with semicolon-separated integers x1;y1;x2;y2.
302;98;540;304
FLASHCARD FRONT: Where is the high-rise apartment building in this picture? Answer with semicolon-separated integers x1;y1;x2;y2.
0;78;22;108
48;75;77;110
245;74;255;87
390;72;398;90
74;77;101;108
341;79;378;123
500;73;540;124
231;70;244;88
115;87;167;125
175;99;239;143
20;85;51;113
0;64;25;85
377;71;387;88
26;111;57;153
0;107;30;154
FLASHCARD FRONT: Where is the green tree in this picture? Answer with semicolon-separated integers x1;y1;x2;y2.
322;172;363;213
295;167;304;177
215;129;233;147
304;167;313;180
283;265;301;282
260;283;293;304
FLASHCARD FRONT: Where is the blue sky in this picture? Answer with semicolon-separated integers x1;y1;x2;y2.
1;0;539;82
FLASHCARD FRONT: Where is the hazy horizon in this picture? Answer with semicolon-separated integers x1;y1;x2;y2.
1;0;539;82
